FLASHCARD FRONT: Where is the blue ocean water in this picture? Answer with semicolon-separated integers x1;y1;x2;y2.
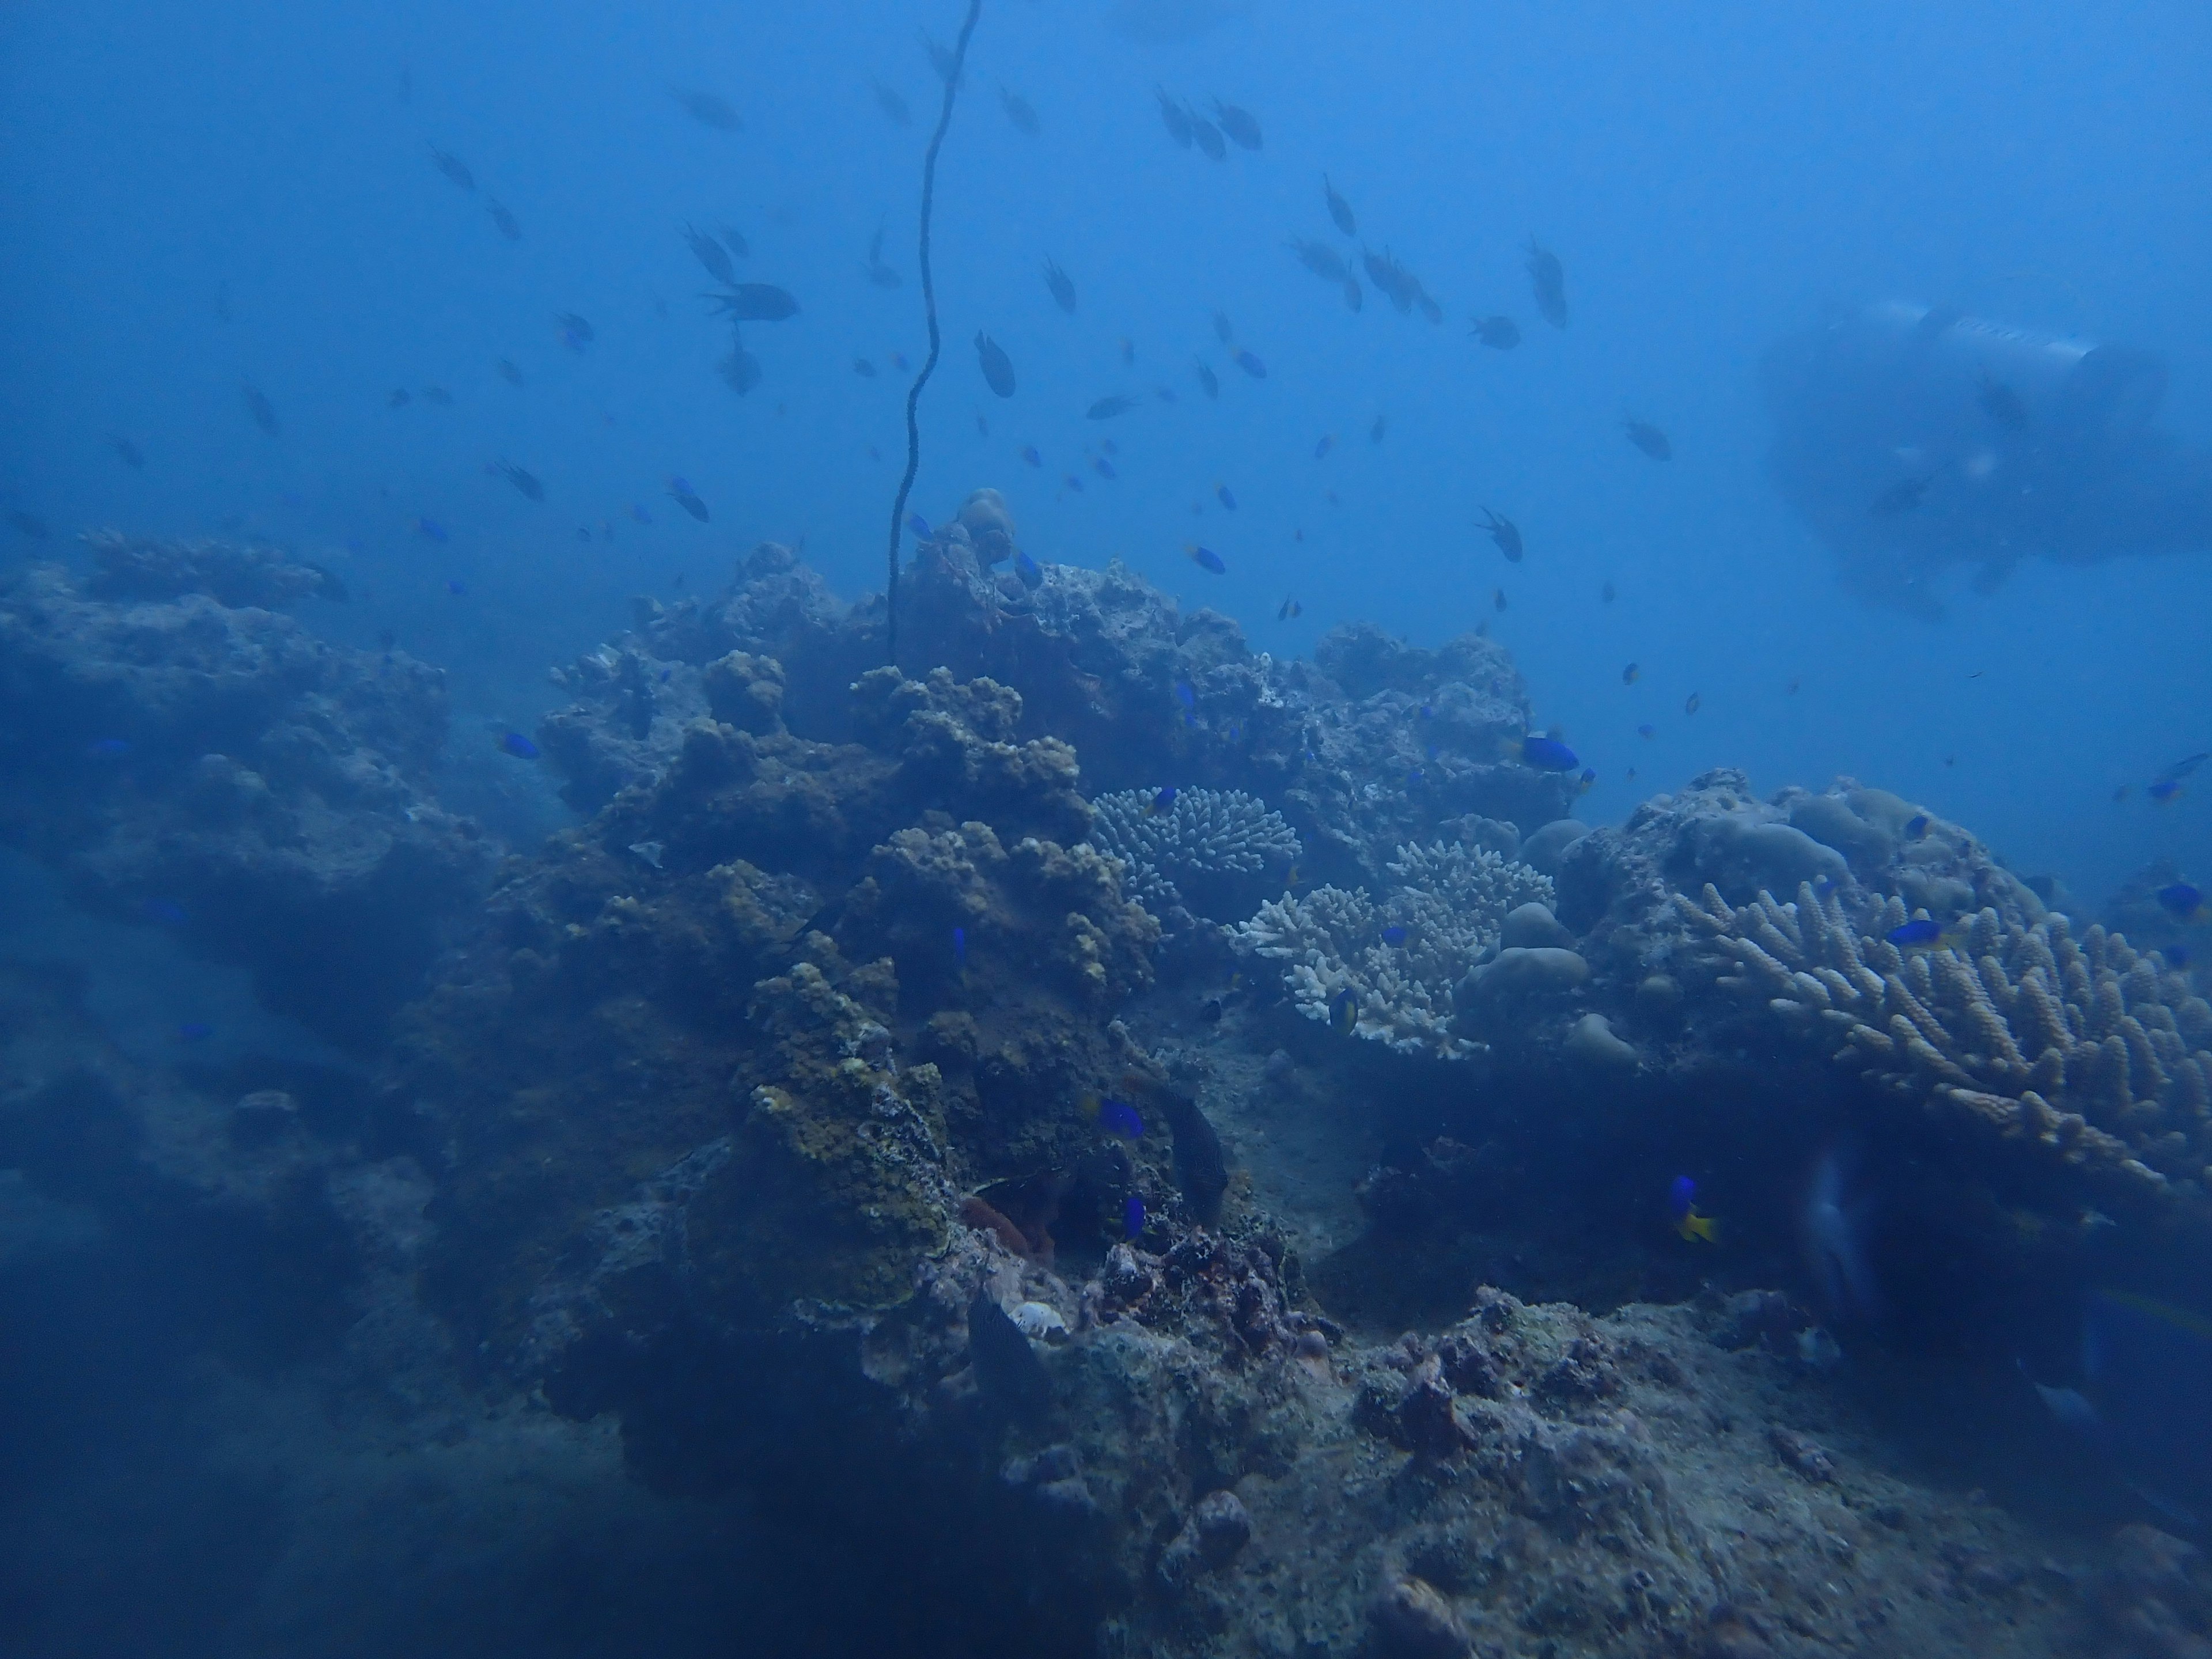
5;1;2212;1652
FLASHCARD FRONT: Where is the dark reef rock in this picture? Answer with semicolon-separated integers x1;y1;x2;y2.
0;548;490;1047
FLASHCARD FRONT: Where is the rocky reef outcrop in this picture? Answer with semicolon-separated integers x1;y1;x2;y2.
0;535;490;1047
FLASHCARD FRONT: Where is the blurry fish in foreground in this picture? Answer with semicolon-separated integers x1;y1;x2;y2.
1525;238;1568;328
870;78;911;126
1113;0;1248;44
1669;1176;1718;1243
685;223;736;285
1801;1145;1881;1323
975;333;1017;397
2155;882;2210;924
669;86;743;130
239;382;280;436
1186;544;1225;574
1043;259;1077;315
1323;175;1356;236
493;460;544;501
1471;315;1521;350
427;145;474;191
2029;1289;2212;1525
707;282;801;322
667;478;710;521
998;84;1040;136
1210;99;1261;149
1622;418;1672;460
1477;507;1522;562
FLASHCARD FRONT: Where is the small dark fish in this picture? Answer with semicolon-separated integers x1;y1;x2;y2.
1019;444;1042;467
975;332;1017;397
1416;289;1444;325
1525;238;1568;328
1369;414;1388;444
918;29;957;83
1087;393;1136;420
1328;987;1358;1035
1472;314;1521;349
1099;1099;1144;1139
2157;882;2208;922
1215;483;1237;510
708;283;800;322
1343;278;1363;312
428;145;475;191
1211;99;1261;150
495;460;544;501
1278;596;1302;620
1903;812;1931;839
1092;457;1118;480
1380;925;1409;947
1288;238;1350;283
1622;662;1639;684
1210;310;1235;344
1603;581;1617;603
388;388;412;408
2160;753;2209;783
1189;112;1226;161
1637;723;1656;739
1478;507;1522;562
445;579;467;594
1493;587;1508;612
1887;917;1946;948
421;384;453;406
1043;259;1076;315
1517;735;1578;772
952;925;966;968
1978;370;2029;429
1622;418;1672;460
1684;692;1702;715
684;222;736;285
1323;175;1356;236
1173;681;1196;711
871;78;911;126
853;355;878;378
1156;86;1193;147
719;225;750;259
1187;544;1225;574
1149;786;1178;815
494;357;524;387
999;84;1040;136
1122;1194;1146;1240
907;513;931;538
865;225;900;289
1014;550;1043;589
413;517;447;542
486;198;521;241
668;478;709;521
555;311;594;350
143;898;187;926
1193;359;1219;400
670;86;743;131
2150;778;2183;804
105;433;144;468
1870;474;1933;516
1232;348;1267;378
240;382;279;435
718;343;763;395
1314;433;1335;460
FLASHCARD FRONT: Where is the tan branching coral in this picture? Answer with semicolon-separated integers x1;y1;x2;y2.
1236;843;1554;1058
1676;881;2212;1192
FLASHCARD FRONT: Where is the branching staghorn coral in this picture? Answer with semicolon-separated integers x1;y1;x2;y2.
1088;787;1301;918
1237;842;1554;1058
1676;881;2212;1192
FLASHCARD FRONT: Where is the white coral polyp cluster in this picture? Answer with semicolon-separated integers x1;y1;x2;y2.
1088;786;1301;915
1678;880;2212;1192
1236;842;1554;1059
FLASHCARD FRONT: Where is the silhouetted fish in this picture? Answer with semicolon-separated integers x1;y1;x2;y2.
1324;175;1356;236
427;145;474;191
669;86;742;130
1526;238;1568;327
240;382;279;435
975;332;1017;397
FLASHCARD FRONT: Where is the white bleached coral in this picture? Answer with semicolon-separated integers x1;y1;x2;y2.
1088;786;1301;919
1677;880;2212;1193
1236;842;1554;1058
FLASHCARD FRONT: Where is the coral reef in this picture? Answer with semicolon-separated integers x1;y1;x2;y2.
1679;878;2210;1198
0;543;489;1046
1088;785;1301;922
1235;842;1555;1057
